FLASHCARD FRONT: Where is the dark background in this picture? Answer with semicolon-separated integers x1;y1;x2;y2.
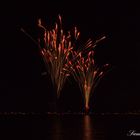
0;1;140;112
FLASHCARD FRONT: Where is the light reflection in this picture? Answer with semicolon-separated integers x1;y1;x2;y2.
83;115;93;140
51;118;62;140
32;115;106;140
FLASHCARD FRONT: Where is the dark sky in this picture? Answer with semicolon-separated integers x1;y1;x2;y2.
0;1;140;112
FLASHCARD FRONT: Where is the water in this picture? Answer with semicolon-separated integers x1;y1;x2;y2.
0;114;140;140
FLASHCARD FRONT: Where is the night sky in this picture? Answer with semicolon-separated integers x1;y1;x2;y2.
0;1;140;112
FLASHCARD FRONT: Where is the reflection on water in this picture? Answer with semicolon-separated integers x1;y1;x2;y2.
31;114;140;140
83;115;92;140
82;115;106;140
0;114;140;140
50;115;98;140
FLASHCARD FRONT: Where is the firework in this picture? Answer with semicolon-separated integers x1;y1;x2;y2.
66;37;110;112
37;15;80;98
21;15;110;112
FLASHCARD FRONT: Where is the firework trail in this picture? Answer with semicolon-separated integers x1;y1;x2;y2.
37;15;80;98
66;36;110;112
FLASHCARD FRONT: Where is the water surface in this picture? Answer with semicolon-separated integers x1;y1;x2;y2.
0;114;140;140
